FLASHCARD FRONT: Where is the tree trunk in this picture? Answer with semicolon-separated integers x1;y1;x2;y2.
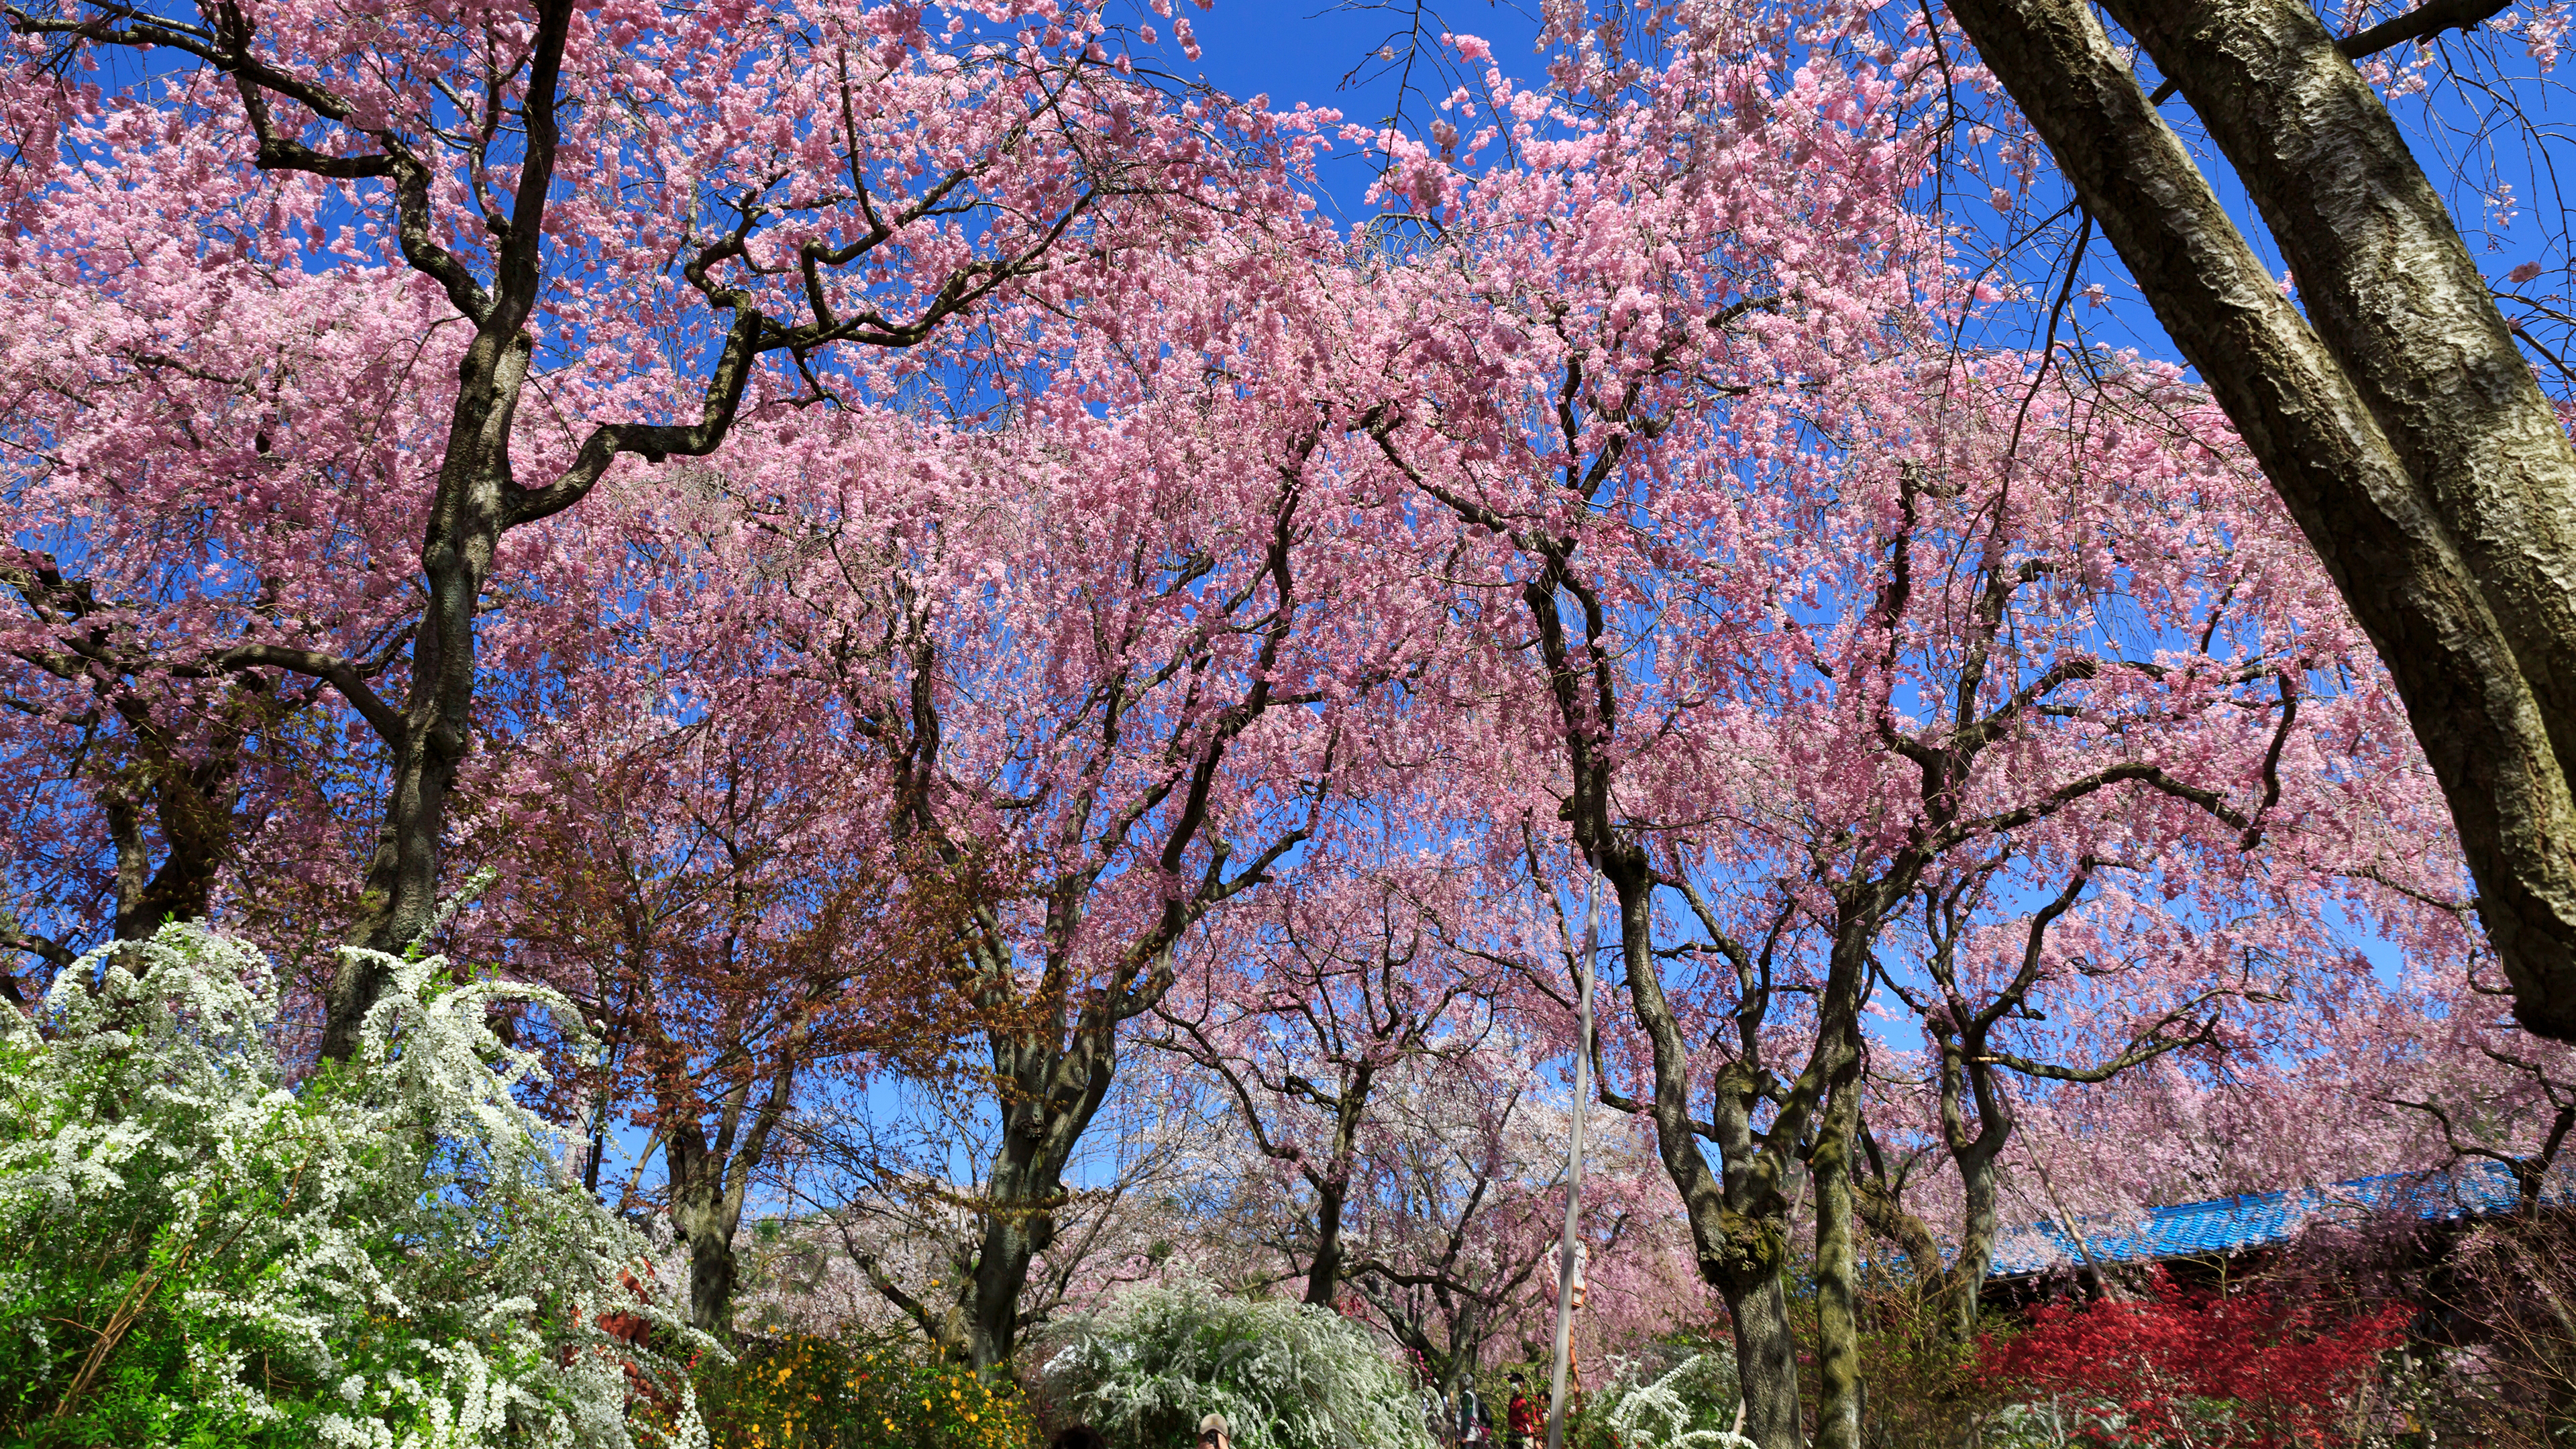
955;1020;1120;1380
1718;1271;1805;1449
1851;1152;1947;1322
654;1020;800;1335
1810;1037;1865;1449
1601;862;1809;1448
1945;1139;2005;1344
324;335;528;1059
1301;1057;1376;1307
666;1124;756;1335
669;1171;747;1336
965;1140;1055;1380
1939;0;2576;1041
1306;1176;1351;1307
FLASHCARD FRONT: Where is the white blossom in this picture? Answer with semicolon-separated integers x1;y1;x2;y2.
0;924;716;1447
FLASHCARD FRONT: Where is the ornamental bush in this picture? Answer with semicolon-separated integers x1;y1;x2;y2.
1572;1352;1754;1449
1037;1283;1431;1449
695;1332;1033;1449
1977;1269;2409;1448
0;923;712;1448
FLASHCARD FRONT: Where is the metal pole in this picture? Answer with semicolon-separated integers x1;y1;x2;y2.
1545;866;1597;1449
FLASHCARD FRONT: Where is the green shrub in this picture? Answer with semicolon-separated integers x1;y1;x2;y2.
1036;1283;1430;1449
0;924;711;1448
1566;1352;1752;1449
695;1334;1034;1449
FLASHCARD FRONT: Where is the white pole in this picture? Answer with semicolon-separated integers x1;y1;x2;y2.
1546;865;1598;1449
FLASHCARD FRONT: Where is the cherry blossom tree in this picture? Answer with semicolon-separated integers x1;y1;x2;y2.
1543;0;2576;1042
615;208;1443;1372
1318;17;1936;1437
1150;850;1504;1310
1334;1051;1617;1397
1333;24;2453;1424
481;686;961;1333
761;1030;1237;1348
0;0;1254;1058
0;256;443;999
1918;0;2576;1038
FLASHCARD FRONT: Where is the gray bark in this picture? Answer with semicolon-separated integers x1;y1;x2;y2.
1810;1030;1865;1449
1721;1275;1805;1449
1599;847;1829;1449
668;1153;753;1336
1939;0;2576;1040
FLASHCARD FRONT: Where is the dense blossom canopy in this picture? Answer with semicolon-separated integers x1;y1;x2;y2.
2;0;2573;1442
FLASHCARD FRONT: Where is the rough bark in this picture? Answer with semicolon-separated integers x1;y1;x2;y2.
103;681;273;943
1941;1102;2006;1341
1490;513;1817;1449
957;1021;1120;1379
1297;1058;1380;1310
667;1152;753;1336
1721;1274;1805;1449
1939;0;2576;1040
1306;1177;1352;1307
1809;1026;1866;1449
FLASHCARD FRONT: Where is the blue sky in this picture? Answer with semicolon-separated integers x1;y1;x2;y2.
1142;1;1548;215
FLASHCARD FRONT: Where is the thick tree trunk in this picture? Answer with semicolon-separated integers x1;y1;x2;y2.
651;1010;802;1336
1944;1146;2004;1343
1810;1042;1866;1449
1301;1057;1379;1308
661;1075;795;1333
1305;1177;1351;1307
1930;1034;2013;1346
1939;0;2576;1040
1718;1272;1805;1449
965;1138;1057;1380
669;1170;748;1336
956;1021;1119;1380
1601;864;1809;1448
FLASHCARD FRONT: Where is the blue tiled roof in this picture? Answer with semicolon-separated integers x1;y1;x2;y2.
1986;1159;2575;1279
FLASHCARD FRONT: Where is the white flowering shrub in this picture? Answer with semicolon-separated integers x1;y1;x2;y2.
1038;1282;1431;1449
0;924;712;1448
1580;1353;1754;1449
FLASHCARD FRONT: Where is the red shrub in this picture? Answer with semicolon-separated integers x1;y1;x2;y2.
1979;1269;2410;1446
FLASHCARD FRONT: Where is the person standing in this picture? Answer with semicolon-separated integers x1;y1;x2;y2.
1456;1380;1489;1446
1198;1413;1234;1449
1504;1375;1537;1449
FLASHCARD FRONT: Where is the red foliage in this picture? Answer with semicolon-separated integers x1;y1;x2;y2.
1980;1269;2410;1447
